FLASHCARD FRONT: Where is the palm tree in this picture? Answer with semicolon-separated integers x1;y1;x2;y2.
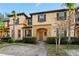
64;3;77;43
11;10;17;40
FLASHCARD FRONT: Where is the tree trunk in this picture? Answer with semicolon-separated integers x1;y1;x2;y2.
68;10;72;44
13;19;15;40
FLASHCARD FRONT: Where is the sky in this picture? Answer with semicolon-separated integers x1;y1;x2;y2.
0;3;79;14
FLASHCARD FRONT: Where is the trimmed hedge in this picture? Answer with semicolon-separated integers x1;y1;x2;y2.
60;37;68;44
71;37;79;44
1;37;14;43
46;37;57;44
23;37;37;44
46;37;79;44
15;40;23;43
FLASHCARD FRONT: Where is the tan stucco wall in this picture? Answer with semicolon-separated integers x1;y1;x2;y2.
32;11;76;39
9;15;28;39
2;10;76;40
9;15;27;25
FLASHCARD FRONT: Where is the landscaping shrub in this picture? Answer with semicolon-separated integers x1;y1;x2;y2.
8;39;14;43
60;37;68;44
23;37;37;44
1;37;11;42
15;40;23;43
71;37;79;44
1;37;14;43
46;37;57;44
46;37;68;44
46;36;79;44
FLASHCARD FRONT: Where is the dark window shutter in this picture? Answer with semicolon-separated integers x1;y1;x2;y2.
38;15;40;22
57;13;59;20
64;12;66;20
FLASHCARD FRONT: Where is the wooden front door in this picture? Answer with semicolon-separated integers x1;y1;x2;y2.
38;30;43;41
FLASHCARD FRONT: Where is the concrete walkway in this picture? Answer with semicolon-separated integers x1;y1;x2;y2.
37;41;47;56
0;42;47;56
65;49;79;56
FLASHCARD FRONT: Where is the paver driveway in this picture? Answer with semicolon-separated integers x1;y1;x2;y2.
0;42;47;56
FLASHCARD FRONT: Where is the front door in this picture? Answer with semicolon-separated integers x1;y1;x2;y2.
39;30;43;41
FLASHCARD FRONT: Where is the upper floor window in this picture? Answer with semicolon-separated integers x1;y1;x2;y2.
57;12;66;20
28;18;32;25
15;18;19;24
38;14;46;22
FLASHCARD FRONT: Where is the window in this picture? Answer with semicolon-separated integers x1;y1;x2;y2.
61;31;67;37
56;28;67;37
38;14;46;22
75;15;79;21
25;29;32;37
57;12;66;20
44;32;47;36
18;30;21;37
28;18;32;25
25;30;27;37
56;28;59;36
15;18;19;24
11;30;14;37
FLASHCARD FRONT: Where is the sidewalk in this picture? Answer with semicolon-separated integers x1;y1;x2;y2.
65;49;79;56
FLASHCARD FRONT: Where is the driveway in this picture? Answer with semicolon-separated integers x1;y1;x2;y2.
0;42;47;56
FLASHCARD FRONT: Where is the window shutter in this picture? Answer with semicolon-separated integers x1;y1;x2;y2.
64;12;66;20
57;13;59;20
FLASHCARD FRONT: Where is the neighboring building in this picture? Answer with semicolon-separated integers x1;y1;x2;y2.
1;8;79;41
0;20;9;38
8;13;32;39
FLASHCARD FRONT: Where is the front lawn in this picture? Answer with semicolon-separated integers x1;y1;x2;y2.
47;44;79;56
62;44;79;49
46;44;68;56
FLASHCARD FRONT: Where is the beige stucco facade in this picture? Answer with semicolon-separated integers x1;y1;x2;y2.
1;8;79;41
31;10;76;41
9;14;29;39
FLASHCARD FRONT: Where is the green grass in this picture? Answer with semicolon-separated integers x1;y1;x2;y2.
46;44;68;56
47;44;79;56
62;44;79;49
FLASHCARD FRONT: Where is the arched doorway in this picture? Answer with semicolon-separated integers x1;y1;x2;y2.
37;28;47;41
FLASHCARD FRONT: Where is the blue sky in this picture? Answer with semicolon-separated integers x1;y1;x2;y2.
0;3;79;14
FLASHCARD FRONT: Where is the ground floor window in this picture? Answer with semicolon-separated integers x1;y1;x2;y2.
61;31;67;37
56;28;67;37
18;30;21;38
11;30;14;37
25;29;32;37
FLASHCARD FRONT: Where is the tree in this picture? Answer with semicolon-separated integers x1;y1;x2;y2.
64;3;77;43
0;13;5;38
11;10;17;40
0;13;5;30
55;21;66;55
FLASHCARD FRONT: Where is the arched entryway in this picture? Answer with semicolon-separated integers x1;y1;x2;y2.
37;28;47;41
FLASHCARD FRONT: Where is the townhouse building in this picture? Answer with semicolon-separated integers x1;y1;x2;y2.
0;8;79;41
